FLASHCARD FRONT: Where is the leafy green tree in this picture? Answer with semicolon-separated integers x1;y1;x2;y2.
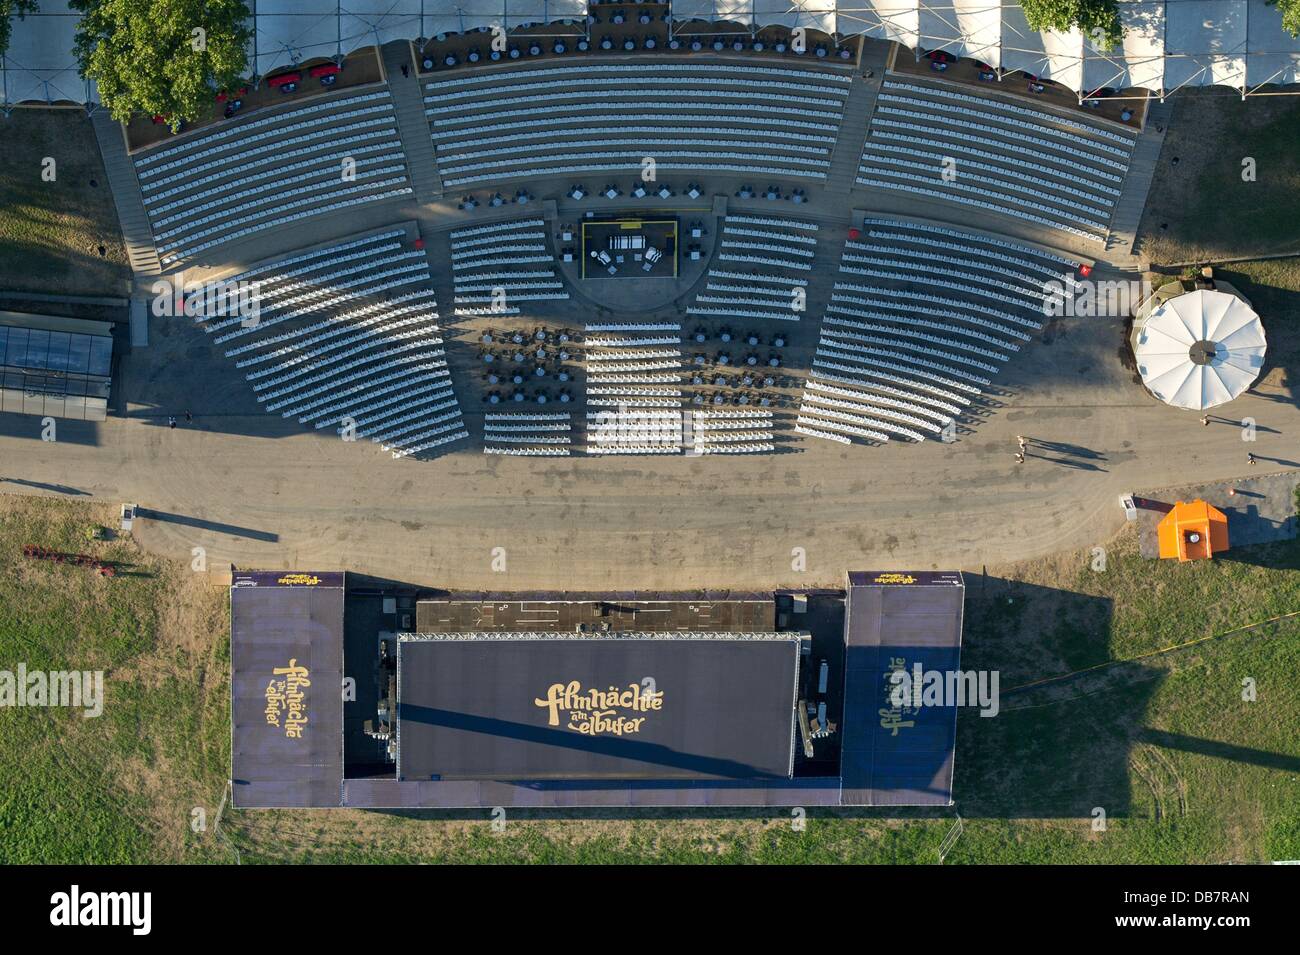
1019;0;1125;52
1271;0;1300;37
70;0;252;129
1;0;40;61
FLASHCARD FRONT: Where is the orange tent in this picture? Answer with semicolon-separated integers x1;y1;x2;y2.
1157;500;1229;561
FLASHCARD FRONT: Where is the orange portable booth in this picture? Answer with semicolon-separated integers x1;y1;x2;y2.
1157;500;1229;562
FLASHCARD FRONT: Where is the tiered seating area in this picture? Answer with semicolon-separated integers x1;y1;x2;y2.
135;90;412;265
198;229;466;459
424;61;850;187
686;215;818;324
449;218;569;318
856;78;1137;242
797;218;1077;446
483;412;573;456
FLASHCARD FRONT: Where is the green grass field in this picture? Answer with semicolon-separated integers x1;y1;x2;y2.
1137;93;1300;265
0;495;229;864
0;110;130;297
1;494;1296;864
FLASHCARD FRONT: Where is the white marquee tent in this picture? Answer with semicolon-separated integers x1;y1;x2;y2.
1135;288;1267;410
4;0;1300;107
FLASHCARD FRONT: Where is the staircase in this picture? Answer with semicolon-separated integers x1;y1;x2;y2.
381;42;444;203
1105;99;1174;259
824;49;890;195
90;110;162;276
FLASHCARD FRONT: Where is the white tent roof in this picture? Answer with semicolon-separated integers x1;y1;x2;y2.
1;0;95;107
1135;288;1266;410
4;0;1300;106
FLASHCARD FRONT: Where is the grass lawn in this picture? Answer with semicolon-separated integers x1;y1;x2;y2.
0;494;230;863
0;110;130;297
1;495;1296;864
1136;92;1300;266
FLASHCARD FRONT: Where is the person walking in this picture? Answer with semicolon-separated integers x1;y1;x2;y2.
400;63;409;78
1201;415;1210;427
1247;452;1256;466
185;410;193;423
1014;451;1025;464
1016;435;1028;452
168;416;176;429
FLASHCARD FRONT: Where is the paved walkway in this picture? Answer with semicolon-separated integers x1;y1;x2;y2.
381;41;444;202
824;48;888;194
1106;99;1174;261
90;110;162;277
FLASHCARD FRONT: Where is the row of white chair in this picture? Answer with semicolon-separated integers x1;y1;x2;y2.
433;99;843;130
392;429;470;459
876;93;1134;161
717;252;813;271
811;367;967;415
824;312;1011;360
805;379;954;426
431;60;854;90
797;402;926;442
835;281;1043;331
248;322;436;384
228;289;437;359
484;446;570;456
372;409;464;445
159;187;412;264
845;239;1073;292
432;112;840;144
821;320;1003;366
427;86;846;118
136;91;394;166
450;217;547;239
859;150;1113;220
871;105;1132;165
813;356;973;404
859;218;1080;269
142;114;401;186
697;443;776;454
440;136;831;165
441;148;830;177
883;80;1138;147
255;339;442;400
143;138;401;204
209;230;405;286
818;346;989;394
444;161;825;187
797;417;888;443
865;130;1125;192
213;265;431;341
851;177;1102;242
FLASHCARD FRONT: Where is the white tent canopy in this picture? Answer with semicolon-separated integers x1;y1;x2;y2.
4;0;1300;106
1;0;96;107
1135;288;1267;411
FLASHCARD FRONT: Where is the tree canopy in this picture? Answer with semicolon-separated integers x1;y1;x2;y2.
1019;0;1125;52
1272;0;1300;37
1;0;40;61
69;0;252;129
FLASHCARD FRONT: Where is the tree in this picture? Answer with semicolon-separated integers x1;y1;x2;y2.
1;0;40;62
1019;0;1125;52
1271;0;1300;37
69;0;252;129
